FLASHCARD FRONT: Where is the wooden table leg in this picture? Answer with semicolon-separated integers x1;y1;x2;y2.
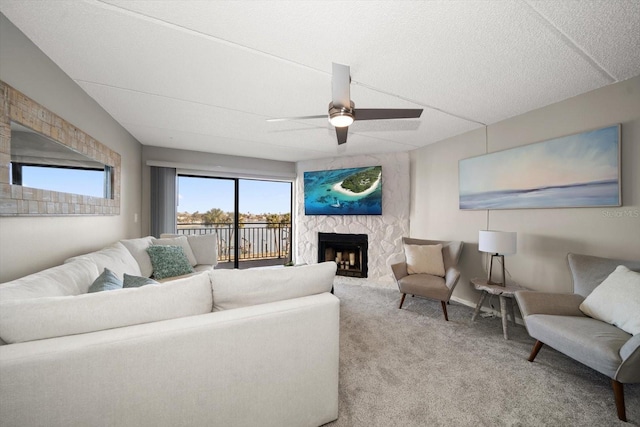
499;295;509;339
508;298;517;326
471;291;487;322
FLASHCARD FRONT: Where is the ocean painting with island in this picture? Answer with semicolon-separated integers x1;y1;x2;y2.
459;125;620;210
304;166;382;215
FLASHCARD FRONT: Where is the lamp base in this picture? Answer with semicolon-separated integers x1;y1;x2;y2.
487;253;506;286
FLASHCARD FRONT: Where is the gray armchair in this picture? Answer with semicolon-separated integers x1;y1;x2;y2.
515;253;640;422
390;238;464;321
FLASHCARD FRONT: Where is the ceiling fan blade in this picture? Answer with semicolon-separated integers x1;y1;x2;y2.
336;126;349;145
354;108;423;121
266;115;327;122
332;63;351;108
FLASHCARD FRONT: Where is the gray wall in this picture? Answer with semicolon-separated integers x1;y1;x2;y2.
0;14;143;282
410;75;640;309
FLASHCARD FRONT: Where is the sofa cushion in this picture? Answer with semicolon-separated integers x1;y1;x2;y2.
185;234;218;266
147;245;195;280
398;274;449;300
0;258;99;300
66;242;142;280
152;236;197;267
0;272;213;344
88;268;123;293
193;264;215;273
123;273;159;288
404;243;445;276
211;262;336;311
524;313;630;378
120;236;154;277
567;253;640;297
579;265;640;335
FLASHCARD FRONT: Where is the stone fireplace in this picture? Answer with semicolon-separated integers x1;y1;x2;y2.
296;152;410;285
318;232;368;278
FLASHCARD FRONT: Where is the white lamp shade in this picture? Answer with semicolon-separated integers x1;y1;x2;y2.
478;230;517;255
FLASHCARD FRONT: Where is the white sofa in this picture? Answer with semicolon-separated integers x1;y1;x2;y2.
0;236;339;427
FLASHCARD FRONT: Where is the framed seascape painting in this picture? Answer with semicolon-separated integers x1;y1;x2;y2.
304;166;382;215
459;125;621;210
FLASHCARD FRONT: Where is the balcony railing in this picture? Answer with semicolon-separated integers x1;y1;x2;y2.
177;222;291;263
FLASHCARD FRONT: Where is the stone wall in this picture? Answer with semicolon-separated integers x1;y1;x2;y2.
295;152;410;284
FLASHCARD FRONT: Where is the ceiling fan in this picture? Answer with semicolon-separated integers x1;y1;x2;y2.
267;63;423;145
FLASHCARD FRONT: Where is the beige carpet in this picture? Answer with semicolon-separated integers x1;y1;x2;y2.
324;278;639;426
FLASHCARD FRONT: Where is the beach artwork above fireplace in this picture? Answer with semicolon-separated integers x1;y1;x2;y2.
304;166;382;215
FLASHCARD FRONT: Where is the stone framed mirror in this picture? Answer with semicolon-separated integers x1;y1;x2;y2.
1;81;120;215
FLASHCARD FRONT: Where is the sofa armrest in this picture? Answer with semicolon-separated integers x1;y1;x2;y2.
515;291;585;317
390;262;408;281
617;334;640;383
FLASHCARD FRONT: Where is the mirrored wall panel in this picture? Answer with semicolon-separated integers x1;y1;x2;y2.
1;81;121;215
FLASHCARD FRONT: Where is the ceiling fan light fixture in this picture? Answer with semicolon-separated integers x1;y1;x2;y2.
329;102;355;127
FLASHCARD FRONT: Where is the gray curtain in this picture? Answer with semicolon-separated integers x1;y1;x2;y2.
150;166;177;238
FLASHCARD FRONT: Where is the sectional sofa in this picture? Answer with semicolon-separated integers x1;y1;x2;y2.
0;235;339;427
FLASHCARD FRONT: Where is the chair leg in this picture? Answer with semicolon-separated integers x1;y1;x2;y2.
528;340;544;362
612;380;627;422
399;293;406;309
440;301;449;321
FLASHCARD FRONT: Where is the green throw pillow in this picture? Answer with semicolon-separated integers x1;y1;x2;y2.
123;273;160;288
146;245;195;280
88;268;123;293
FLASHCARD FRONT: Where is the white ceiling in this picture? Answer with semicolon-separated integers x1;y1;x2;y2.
1;0;639;162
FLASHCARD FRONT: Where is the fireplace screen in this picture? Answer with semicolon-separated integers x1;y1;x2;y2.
318;232;368;278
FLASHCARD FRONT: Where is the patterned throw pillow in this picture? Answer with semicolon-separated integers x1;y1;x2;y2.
152;236;197;267
88;268;123;293
123;273;160;288
146;245;195;280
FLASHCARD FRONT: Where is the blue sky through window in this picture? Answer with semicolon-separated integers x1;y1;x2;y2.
21;166;104;198
177;176;291;214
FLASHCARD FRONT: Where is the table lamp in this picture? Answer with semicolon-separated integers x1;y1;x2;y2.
478;230;517;286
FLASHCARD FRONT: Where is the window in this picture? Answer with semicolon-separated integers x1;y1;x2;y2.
177;175;292;268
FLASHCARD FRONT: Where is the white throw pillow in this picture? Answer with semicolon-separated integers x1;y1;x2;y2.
185;234;218;266
0;272;213;344
579;265;640;335
152;235;197;267
404;244;446;277
121;236;154;277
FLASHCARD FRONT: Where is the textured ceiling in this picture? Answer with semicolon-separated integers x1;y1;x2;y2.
1;0;639;162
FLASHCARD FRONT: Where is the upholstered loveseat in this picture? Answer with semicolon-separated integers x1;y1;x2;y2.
515;253;640;422
0;236;339;427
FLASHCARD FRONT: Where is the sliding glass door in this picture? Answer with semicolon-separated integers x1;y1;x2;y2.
237;179;292;268
177;175;291;269
177;176;236;265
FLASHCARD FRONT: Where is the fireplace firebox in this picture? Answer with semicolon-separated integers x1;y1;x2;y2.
318;232;368;278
